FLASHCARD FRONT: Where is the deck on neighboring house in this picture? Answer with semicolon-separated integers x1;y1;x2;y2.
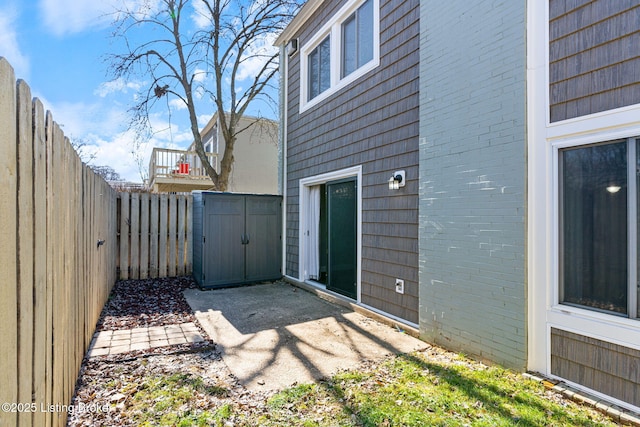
148;147;217;193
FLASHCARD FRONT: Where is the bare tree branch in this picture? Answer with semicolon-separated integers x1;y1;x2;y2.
107;0;300;191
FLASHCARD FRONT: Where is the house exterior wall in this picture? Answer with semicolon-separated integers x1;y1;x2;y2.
223;117;279;194
198;114;279;194
419;1;527;369
551;328;640;408
549;0;640;122
529;0;640;413
283;0;420;323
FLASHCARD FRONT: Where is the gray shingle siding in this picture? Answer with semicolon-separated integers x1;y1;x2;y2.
418;1;527;369
285;0;420;323
549;0;640;121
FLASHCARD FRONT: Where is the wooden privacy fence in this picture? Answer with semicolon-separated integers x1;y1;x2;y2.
0;58;118;427
117;193;192;280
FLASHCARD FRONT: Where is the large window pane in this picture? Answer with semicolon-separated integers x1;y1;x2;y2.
357;0;373;66
341;0;374;78
319;36;330;93
342;16;357;77
308;36;331;101
560;141;628;315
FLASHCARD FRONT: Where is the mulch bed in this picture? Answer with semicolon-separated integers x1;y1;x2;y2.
97;276;199;330
67;277;269;426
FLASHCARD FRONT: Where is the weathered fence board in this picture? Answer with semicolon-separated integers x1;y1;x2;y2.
186;196;193;274
32;97;47;427
17;78;34;427
149;195;159;278
159;194;168;277
0;58;118;427
178;196;186;275
0;55;193;427
0;58;18;427
130;193;140;280
119;192;130;280
140;193;150;279
117;192;192;280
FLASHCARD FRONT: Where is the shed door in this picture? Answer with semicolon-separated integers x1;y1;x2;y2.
245;197;282;281
203;195;245;286
327;179;357;299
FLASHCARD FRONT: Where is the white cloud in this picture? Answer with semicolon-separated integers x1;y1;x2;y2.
236;31;278;82
191;0;211;29
38;98;127;140
0;6;30;79
91;130;147;182
193;68;208;83
198;113;213;128
38;0;114;36
169;98;187;110
95;77;143;97
38;0;162;36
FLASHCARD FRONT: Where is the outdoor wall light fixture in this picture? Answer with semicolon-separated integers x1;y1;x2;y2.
388;170;405;190
287;38;298;56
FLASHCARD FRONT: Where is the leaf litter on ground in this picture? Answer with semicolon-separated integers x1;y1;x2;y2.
68;278;629;426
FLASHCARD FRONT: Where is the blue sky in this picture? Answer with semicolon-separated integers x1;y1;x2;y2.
0;0;280;182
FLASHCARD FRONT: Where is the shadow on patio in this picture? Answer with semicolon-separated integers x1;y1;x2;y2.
183;281;426;391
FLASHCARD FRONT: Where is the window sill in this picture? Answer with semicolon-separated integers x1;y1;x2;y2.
548;304;640;350
299;58;379;114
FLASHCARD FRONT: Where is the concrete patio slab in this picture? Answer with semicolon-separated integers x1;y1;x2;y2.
183;281;427;392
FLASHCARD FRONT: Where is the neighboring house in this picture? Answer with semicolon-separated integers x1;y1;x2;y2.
275;0;420;325
148;113;279;194
278;0;640;413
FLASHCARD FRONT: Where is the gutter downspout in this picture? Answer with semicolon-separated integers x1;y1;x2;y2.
279;44;288;277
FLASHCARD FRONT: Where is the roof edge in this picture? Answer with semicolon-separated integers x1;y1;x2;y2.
274;0;324;46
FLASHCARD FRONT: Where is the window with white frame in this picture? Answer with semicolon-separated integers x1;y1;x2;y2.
204;129;217;153
559;137;639;319
341;0;374;78
308;35;331;101
300;0;379;111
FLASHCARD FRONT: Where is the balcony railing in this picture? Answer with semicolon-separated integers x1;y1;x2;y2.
148;147;218;192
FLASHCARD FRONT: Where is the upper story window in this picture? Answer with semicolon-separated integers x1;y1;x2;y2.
341;0;373;78
203;127;218;153
308;36;331;101
299;0;379;112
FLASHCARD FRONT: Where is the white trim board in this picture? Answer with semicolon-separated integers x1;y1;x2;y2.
298;165;363;302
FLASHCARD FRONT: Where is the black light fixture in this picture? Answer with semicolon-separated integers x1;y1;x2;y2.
388;170;405;190
287;39;298;56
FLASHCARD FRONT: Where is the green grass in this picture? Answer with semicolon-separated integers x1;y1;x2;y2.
123;373;230;427
116;351;620;426
240;351;619;427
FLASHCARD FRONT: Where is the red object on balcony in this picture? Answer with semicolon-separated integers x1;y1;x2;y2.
178;162;190;174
